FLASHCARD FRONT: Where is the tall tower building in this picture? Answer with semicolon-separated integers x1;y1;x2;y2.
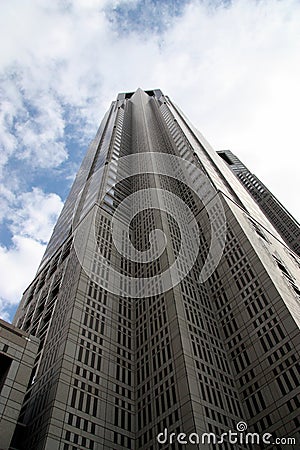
217;149;300;256
8;89;300;449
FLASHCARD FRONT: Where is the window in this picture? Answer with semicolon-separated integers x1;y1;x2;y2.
0;352;12;393
218;151;234;166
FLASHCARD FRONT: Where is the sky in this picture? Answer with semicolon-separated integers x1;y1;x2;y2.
0;0;300;322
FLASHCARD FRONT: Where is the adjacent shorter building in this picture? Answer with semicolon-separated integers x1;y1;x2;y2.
0;319;39;450
217;149;300;256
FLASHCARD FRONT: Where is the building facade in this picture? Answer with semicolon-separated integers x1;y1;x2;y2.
7;89;300;449
0;319;39;450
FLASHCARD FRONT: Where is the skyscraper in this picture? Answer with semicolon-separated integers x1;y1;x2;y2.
7;89;299;449
217;149;300;256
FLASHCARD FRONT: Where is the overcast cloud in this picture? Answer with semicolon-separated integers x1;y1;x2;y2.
0;0;299;321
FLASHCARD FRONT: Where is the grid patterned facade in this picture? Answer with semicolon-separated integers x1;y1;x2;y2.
8;89;300;449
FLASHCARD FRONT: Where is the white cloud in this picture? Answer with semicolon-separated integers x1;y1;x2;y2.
0;188;63;320
15;94;67;168
0;185;15;224
0;235;45;312
9;188;63;243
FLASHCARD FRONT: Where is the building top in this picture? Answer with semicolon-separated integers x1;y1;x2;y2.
116;88;163;100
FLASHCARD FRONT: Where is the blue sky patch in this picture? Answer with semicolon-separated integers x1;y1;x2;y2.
106;0;191;35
